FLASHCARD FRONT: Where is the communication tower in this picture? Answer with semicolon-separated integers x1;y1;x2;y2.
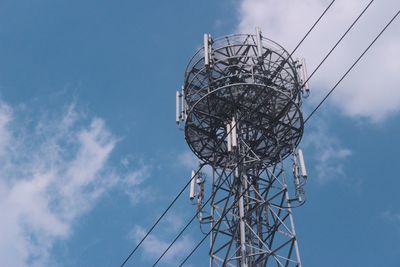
176;29;310;267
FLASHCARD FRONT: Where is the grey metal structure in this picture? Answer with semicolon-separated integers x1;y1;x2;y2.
176;29;309;267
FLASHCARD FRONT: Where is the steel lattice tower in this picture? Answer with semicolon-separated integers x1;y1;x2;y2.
176;29;309;267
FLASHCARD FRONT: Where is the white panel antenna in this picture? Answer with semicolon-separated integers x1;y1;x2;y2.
226;123;232;152
298;149;308;177
301;58;310;93
189;170;196;200
231;116;238;148
176;90;181;124
204;33;210;67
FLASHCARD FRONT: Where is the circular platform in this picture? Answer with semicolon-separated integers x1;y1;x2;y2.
183;34;304;167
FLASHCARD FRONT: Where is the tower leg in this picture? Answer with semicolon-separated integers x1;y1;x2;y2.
237;168;248;267
286;190;302;267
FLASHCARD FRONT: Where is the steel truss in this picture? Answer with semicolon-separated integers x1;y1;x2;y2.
208;159;302;267
179;31;308;267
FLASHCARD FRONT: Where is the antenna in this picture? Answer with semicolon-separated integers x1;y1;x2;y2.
231;116;237;148
204;33;210;67
301;58;310;94
189;170;196;200
226;122;232;152
298;148;308;177
175;91;181;124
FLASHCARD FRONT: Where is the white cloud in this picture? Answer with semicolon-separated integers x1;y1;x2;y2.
302;119;352;184
178;150;199;170
381;209;400;233
237;0;400;122
381;210;400;223
0;101;119;267
177;150;214;182
121;162;156;205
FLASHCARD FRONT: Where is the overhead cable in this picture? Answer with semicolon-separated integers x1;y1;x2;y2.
304;9;400;124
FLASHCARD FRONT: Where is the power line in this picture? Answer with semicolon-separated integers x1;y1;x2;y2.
119;163;206;267
290;0;336;56
149;1;338;265
301;0;374;93
176;9;400;267
304;9;400;124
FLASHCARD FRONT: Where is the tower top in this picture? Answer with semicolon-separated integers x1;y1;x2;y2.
182;32;305;168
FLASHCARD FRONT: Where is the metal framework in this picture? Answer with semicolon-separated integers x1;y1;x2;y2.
177;30;309;267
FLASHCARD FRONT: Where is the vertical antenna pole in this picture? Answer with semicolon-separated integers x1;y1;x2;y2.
236;167;248;267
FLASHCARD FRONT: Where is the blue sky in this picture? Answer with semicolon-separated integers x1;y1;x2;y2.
0;0;399;266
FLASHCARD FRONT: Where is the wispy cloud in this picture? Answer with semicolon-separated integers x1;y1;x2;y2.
381;209;400;233
130;212;194;266
381;210;400;223
302;119;352;184
177;150;214;182
0;101;133;267
178;150;199;170
120;158;157;205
